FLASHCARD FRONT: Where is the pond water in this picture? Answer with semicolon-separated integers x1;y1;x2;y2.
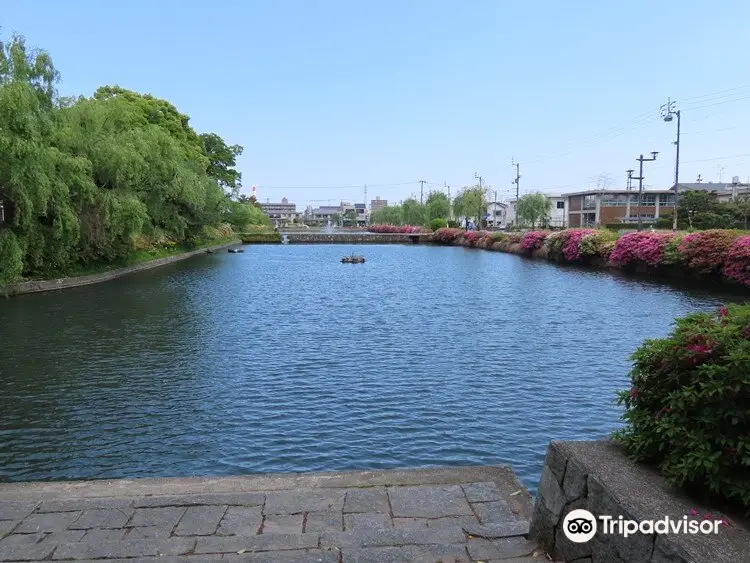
0;244;742;492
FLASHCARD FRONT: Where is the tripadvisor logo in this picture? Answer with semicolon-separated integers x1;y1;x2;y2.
562;509;722;543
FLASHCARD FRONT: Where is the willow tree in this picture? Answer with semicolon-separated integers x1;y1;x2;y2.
0;34;92;280
425;191;451;222
453;186;487;227
516;193;552;228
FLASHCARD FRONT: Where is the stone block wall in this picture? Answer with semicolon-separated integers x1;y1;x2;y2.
529;440;749;563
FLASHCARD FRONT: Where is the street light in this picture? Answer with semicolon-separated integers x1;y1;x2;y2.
661;98;681;230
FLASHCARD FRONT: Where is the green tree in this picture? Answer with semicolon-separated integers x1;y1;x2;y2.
201;132;243;197
515;193;552;228
453;186;487;227
370;205;403;225
425;191;451;222
401;198;425;225
225;200;270;231
727;194;750;230
344;209;358;226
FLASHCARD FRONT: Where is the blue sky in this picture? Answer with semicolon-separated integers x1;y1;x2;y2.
4;1;750;207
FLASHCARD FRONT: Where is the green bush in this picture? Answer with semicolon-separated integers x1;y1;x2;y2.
429;218;449;231
239;232;282;244
447;220;460;228
0;230;25;286
579;229;619;259
614;304;750;509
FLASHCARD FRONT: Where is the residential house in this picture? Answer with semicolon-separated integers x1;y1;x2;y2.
486;201;508;228
505;193;566;228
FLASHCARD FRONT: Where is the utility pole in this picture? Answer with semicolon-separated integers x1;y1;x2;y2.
632;152;658;232
474;173;483;229
626;169;634;191
364;184;367;225
512;159;520;228
419;180;426;205
445;182;452;220
661;98;681;230
493;190;498;229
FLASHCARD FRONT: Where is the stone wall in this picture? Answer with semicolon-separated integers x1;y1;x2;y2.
529;440;749;562
284;233;432;244
2;241;239;297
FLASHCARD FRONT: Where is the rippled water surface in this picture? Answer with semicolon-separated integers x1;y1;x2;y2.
0;244;742;492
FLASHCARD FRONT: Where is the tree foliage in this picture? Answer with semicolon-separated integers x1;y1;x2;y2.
0;33;246;284
370;205;404;225
516;193;552;228
452;186;486;225
425;191;451;222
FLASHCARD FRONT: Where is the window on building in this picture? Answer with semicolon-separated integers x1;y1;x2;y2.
641;195;656;206
601;194;627;206
582;195;596;210
658;194;675;206
556;201;565;209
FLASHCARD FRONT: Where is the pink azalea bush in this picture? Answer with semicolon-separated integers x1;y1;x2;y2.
562;229;597;261
462;230;488;245
368;225;426;234
609;231;676;267
722;235;750;286
677;230;740;274
520;231;551;252
579;230;619;259
433;228;464;243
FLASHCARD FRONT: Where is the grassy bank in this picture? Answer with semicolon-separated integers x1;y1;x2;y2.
239;232;282;243
23;237;237;282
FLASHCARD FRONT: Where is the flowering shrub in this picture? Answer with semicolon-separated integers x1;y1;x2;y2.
368;225;426;234
544;230;570;258
488;232;509;243
506;233;523;244
462;230;488;245
562;229;597;261
609;231;676;267
433;228;464;243
579;230;619;259
614;304;750;509
722;235;750;286
520;230;550;252
677;230;740;274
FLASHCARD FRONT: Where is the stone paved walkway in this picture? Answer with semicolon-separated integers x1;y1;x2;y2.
0;466;549;562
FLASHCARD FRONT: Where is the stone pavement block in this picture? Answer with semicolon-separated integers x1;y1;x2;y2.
472;500;516;524
126;526;172;539
221;548;340;562
195;533;319;554
463;520;530;539
320;526;465;549
70;507;132;529
388;485;473;518
462;481;505;503
83;527;127;542
217;506;264;536
265;489;346;514
0;532;44;546
341;543;470;563
134;492;265;508
51;537;196;560
343;488;390;514
0;521;18;539
263;514;304;534
14;511;81;533
127;506;186;528
393;516;477;531
37;497;133;513
0;501;38;521
175;505;227;536
344;512;391;531
466;537;538;560
0;539;56;561
44;529;87;543
304;511;342;533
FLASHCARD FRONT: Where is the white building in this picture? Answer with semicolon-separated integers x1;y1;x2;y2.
506;193;566;228
486;201;508;228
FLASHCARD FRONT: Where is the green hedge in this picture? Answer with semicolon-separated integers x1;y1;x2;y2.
614;304;750;510
239;233;282;244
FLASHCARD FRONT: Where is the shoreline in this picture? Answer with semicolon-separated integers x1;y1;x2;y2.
1;240;240;297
